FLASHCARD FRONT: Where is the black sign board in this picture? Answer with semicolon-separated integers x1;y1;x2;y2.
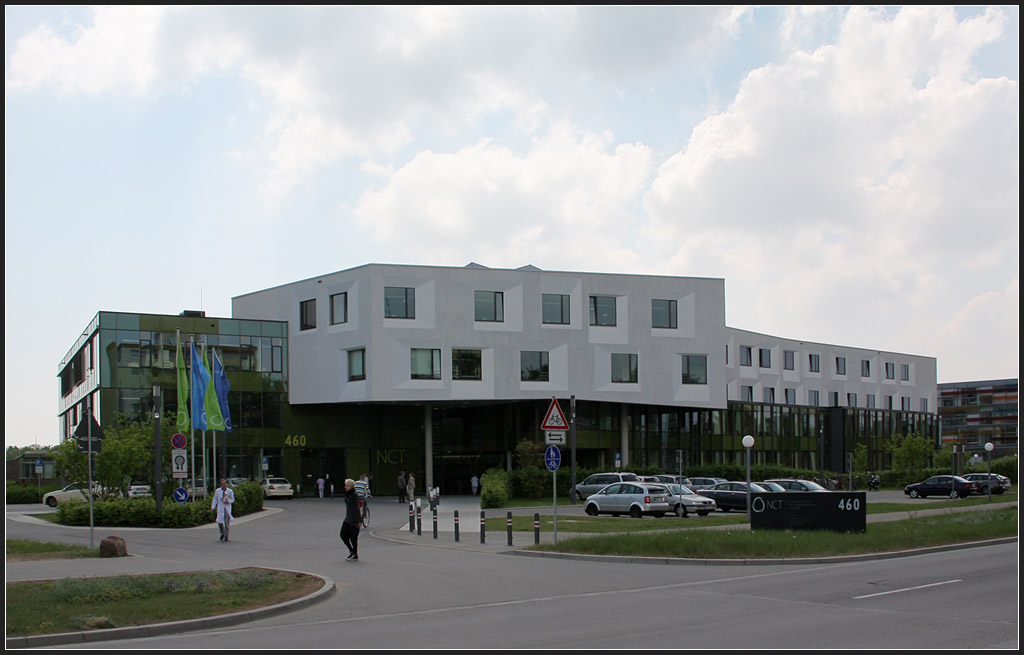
750;492;866;533
73;415;106;453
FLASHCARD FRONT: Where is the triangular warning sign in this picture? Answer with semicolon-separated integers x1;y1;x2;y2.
540;397;569;430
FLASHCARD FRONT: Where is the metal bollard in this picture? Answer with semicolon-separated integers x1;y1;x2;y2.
454;509;460;542
534;512;540;545
408;502;415;532
507;510;513;546
480;510;485;544
432;507;438;539
416;503;422;536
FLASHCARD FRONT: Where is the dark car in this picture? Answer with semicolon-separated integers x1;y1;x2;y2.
687;476;728;491
903;475;977;499
696;482;768;512
962;473;1011;495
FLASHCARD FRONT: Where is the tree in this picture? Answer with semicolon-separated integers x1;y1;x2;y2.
933;444;954;470
887;433;934;484
852;443;869;474
52;439;89;485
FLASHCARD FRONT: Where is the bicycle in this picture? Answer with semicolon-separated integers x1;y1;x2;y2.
359;498;370;528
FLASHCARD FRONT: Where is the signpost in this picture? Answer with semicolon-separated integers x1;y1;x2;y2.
545;445;561;543
172;487;189;504
172;449;188;479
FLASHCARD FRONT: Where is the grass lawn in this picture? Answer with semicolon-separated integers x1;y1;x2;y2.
6;538;97;561
526;507;1018;558
5;567;323;638
485;513;747;533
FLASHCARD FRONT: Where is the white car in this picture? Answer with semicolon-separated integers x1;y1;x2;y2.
583;482;672;518
127;480;152;498
260;477;294;499
42;483;99;507
663;483;717;517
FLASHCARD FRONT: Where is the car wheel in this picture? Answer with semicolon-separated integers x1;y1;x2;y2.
909;489;920;498
675;504;686;518
629;505;643;519
949;489;959;499
575;490;584;501
978;485;989;495
45;496;58;508
585;503;599;516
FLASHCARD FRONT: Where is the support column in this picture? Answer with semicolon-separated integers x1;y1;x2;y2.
424;404;434;491
620;404;629;468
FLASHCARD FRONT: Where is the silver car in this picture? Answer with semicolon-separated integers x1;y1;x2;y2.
765;478;828;492
574;472;640;500
663;483;717;517
687;476;728;491
584;482;672;518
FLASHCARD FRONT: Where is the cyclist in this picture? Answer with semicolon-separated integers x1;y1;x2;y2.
354;473;371;526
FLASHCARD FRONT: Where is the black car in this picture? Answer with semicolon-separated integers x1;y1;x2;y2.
903;475;977;499
696;482;768;512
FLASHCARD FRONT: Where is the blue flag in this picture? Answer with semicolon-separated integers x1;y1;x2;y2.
191;342;211;430
213;348;232;433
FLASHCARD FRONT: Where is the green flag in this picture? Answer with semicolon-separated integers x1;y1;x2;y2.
176;332;190;432
203;346;226;431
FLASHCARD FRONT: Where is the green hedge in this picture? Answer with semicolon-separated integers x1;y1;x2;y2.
6;482;63;504
480;468;511;509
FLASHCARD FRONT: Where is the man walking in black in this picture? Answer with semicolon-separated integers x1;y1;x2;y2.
340;478;361;561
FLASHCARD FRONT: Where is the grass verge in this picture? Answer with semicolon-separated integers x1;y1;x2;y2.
6;539;97;561
485;513;747;533
526;507;1017;558
5;567;323;638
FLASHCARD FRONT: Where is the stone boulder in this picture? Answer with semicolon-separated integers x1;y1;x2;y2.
99;535;128;557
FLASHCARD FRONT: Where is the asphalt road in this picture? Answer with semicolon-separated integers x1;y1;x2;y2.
6;494;1018;649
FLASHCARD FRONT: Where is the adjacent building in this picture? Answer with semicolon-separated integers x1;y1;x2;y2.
938;378;1018;455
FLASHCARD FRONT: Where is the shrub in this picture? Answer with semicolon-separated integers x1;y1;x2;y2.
6;482;62;504
480;468;511;509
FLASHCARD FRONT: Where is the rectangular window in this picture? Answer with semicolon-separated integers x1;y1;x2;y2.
867;394;876;408
861;359;870;377
920;398;928;412
848;393;857;407
410;348;441;379
474;291;504;322
347;349;365;381
741;385;753;402
651;299;677;329
521;351;550;382
835;356;846;375
611;353;638;383
542;294;570;325
681;355;707;385
809;353;820;373
785;388;796;404
759;348;771;368
885;362;895;379
452;349;482;380
901;364;910;381
385;287;415;319
783;350;795;370
808;389;820;406
763;387;775;403
829;391;840;407
330;292;348;325
300;299;316;331
589;296;617;326
886;395;894;410
901;396;910;410
740;346;752;367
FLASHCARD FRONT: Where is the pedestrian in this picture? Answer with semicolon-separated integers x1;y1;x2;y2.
406;472;416;502
211;478;235;542
340;478;361;561
316;476;325;499
470;474;479;496
355;473;371;510
397;470;406;503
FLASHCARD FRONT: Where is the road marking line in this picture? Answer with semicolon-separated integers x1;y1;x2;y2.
854;579;962;599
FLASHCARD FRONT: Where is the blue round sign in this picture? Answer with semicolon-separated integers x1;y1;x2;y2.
545;445;561;472
172;487;189;503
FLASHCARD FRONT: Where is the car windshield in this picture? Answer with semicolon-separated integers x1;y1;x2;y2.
268;478;289;484
800;480;827;491
621;474;639;481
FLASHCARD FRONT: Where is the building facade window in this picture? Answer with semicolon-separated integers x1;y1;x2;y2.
901;396;911;410
452;349;482;380
901;364;910;381
867;394;876;408
829;391;840;407
785;388;796;404
681;355;707;385
741;385;753;402
385;287;415;319
808;389;820;406
474;291;504;322
764;387;775;403
299;299;316;331
521;351;549;381
920;398;928;412
783;350;795;370
330;292;348;325
886;395;894;410
347;348;365;381
410;348;441;379
759;348;771;368
542;294;570;325
740;346;752;367
808;353;820;373
651;299;677;329
885;362;895;379
835;356;846;375
848;393;857;407
861;359;870;377
589;296;617;326
611;353;638;383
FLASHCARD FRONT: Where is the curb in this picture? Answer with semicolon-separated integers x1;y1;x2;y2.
5;568;335;649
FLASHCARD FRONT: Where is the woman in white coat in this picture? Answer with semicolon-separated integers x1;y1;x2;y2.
211;478;235;542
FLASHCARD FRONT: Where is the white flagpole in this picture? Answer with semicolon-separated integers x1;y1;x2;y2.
190;338;196;494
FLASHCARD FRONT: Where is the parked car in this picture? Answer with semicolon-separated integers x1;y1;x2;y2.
127;480;152;498
687;476;728;491
42;483;99;507
185;479;208;499
583;481;671;518
696;482;768;512
574;472;640;500
641;474;693;487
261;477;295;499
962;473;1011;495
756;481;788;493
663;483;716;517
228;477;251;487
765;478;829;492
903;475;977;499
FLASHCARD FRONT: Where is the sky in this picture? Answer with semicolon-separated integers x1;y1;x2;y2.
5;6;1019;448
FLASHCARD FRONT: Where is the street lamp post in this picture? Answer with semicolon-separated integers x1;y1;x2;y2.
743;435;754;522
985;442;994;503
